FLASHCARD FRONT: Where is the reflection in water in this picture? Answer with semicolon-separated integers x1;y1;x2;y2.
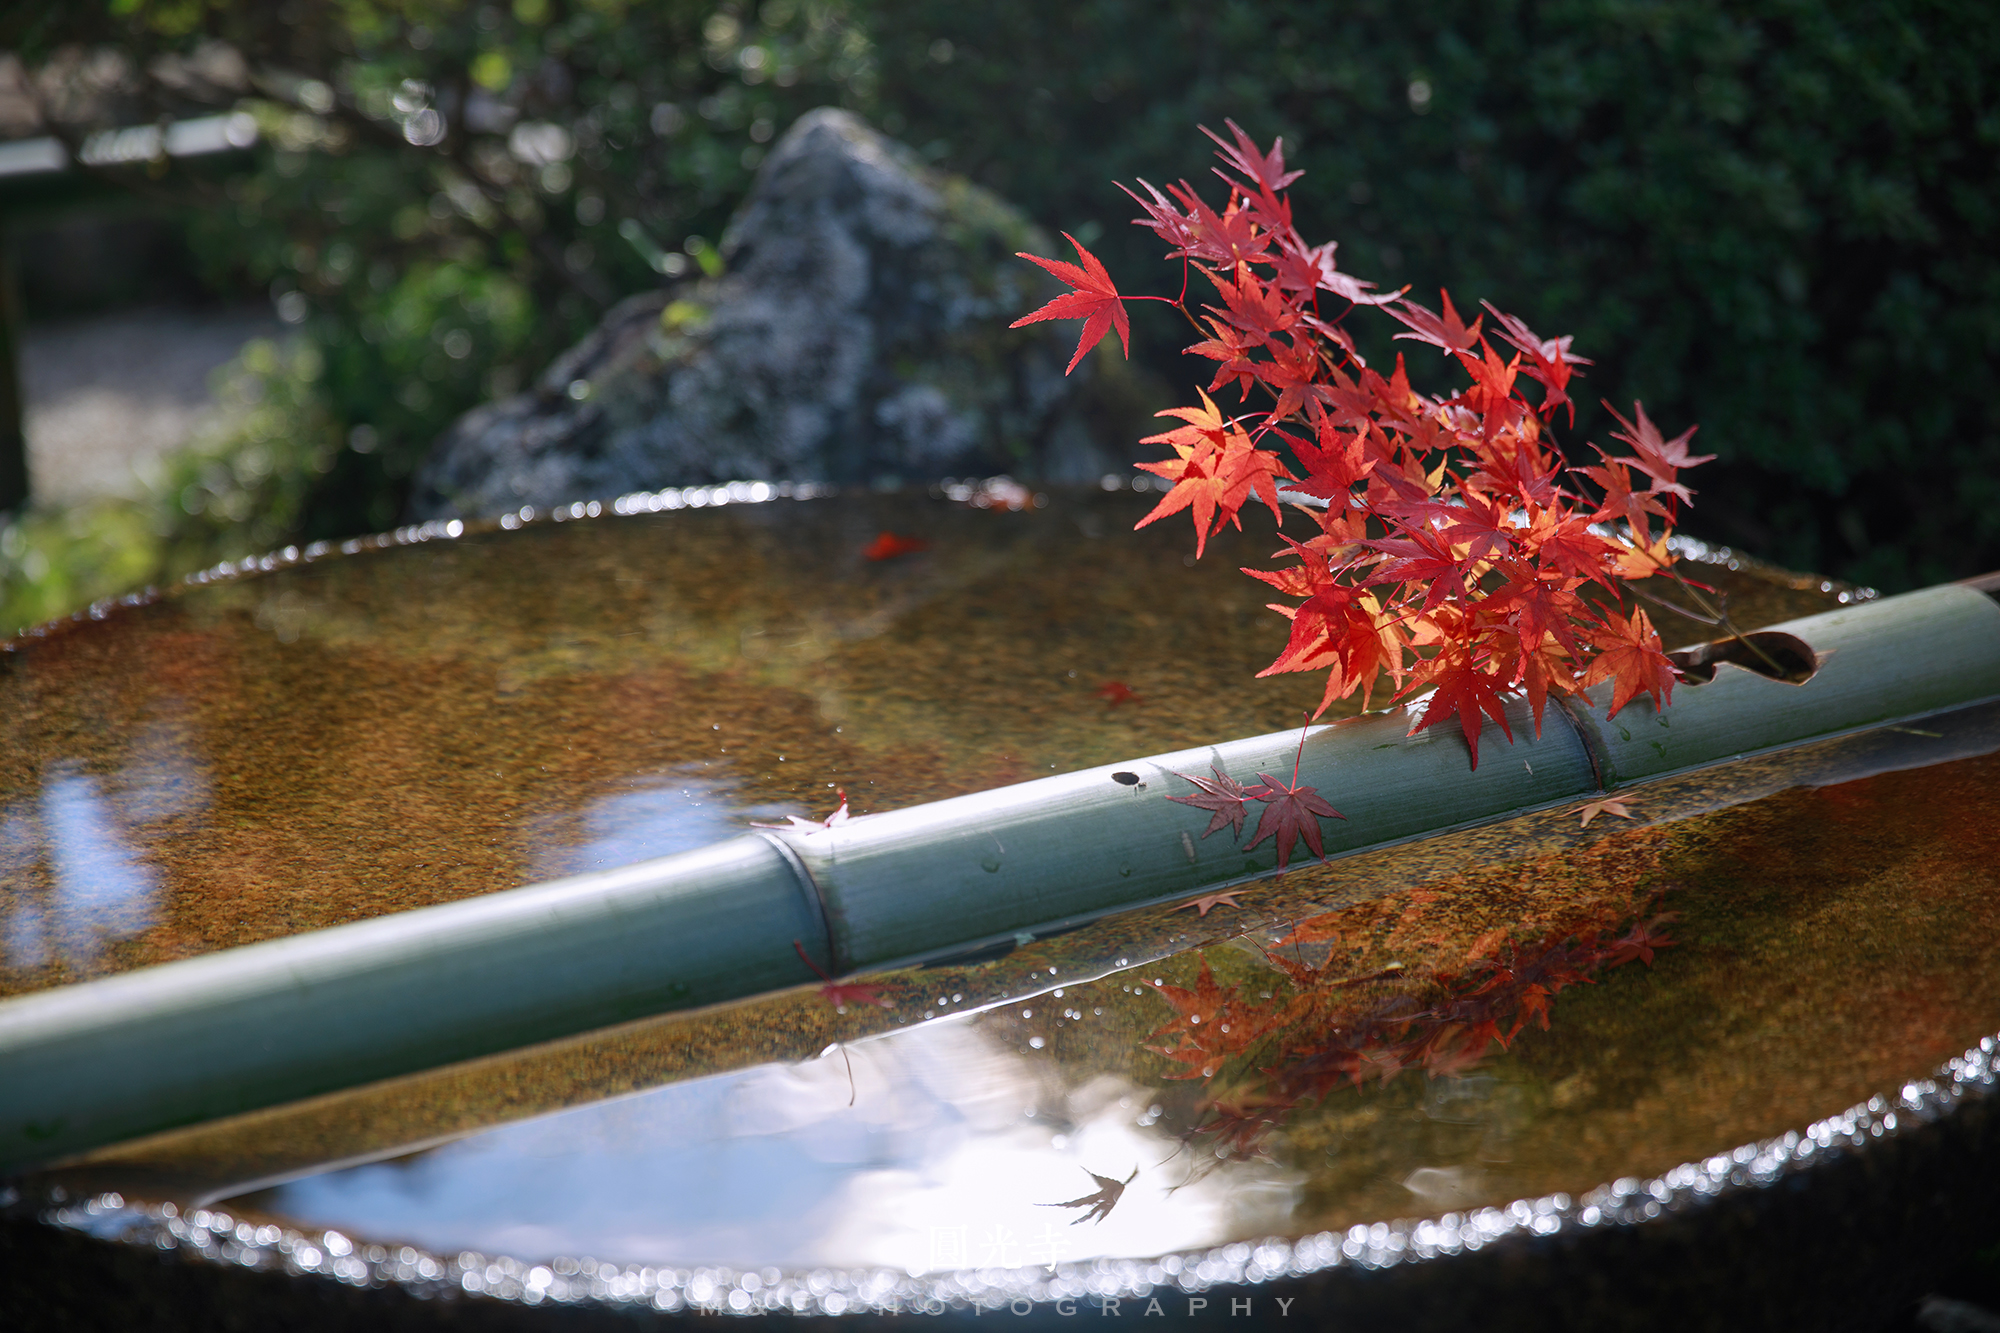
258;1021;1297;1270
0;807;45;967
1;763;168;970
0;713;209;977
529;768;805;880
1152;897;1676;1169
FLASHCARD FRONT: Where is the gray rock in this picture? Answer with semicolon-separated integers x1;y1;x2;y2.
410;109;1131;519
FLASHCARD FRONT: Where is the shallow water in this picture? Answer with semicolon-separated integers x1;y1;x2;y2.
0;487;1842;999
11;485;1990;1283
219;742;2000;1270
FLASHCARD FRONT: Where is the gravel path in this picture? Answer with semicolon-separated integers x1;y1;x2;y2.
20;305;279;505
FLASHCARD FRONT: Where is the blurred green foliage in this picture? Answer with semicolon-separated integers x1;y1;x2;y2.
1;0;1994;636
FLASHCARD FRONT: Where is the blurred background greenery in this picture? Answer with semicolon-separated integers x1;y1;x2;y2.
0;0;1994;636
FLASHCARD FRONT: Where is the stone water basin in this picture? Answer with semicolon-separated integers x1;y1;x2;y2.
3;484;1996;1329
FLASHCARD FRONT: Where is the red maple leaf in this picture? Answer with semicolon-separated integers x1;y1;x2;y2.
1604;400;1714;505
1385;289;1483;357
1580;454;1671;539
1248;555;1401;714
1167;764;1255;839
1403;652;1515;769
1480;301;1590;422
1016;123;1712;791
1203;118;1305;202
1133;408;1292;557
1243;724;1344;873
1010;232;1131;374
862;531;928;561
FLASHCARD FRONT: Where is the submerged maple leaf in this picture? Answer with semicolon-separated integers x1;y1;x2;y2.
1043;1166;1139;1225
1010;232;1131;374
1096;680;1143;706
1604;914;1678;967
1167;765;1255;839
791;939;892;1012
1176;890;1244;916
862;531;928;561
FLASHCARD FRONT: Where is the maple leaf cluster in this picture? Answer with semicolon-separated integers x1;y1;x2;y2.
1014;123;1716;764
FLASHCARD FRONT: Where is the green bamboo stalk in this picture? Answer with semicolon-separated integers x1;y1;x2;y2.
2;582;1996;1174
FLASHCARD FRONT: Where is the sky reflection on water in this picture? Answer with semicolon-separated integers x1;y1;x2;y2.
528;767;805;881
0;738;203;970
257;1019;1297;1271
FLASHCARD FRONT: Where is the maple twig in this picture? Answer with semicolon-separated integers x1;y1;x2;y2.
1620;538;1794;680
1627;581;1724;626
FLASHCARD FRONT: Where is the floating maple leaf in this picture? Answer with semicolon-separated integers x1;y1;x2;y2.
1042;1166;1139;1225
754;788;852;833
1167;765;1254;839
1010;232;1131;373
1575;796;1635;828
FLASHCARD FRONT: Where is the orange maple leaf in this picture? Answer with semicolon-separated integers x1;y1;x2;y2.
1575;796;1635;828
1133;393;1292;557
1582;606;1678;718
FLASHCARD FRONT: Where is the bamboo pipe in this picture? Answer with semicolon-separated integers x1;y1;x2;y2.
3;581;1997;1175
